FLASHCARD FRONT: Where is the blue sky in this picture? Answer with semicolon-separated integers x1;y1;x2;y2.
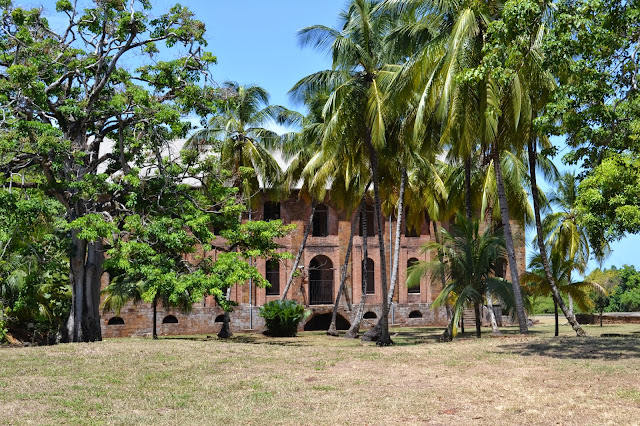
41;0;640;272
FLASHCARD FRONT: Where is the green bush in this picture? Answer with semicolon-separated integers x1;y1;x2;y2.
259;300;309;337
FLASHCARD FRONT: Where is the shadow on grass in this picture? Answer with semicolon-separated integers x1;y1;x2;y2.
162;334;308;347
499;337;640;360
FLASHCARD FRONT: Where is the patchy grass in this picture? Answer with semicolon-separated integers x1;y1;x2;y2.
1;318;640;425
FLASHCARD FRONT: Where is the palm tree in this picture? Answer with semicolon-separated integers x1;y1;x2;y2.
188;82;295;201
293;0;399;345
522;252;605;336
408;215;517;338
383;0;531;333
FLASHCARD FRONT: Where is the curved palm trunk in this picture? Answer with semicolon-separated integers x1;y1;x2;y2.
433;220;453;341
474;302;482;338
345;198;369;339
527;139;586;337
554;298;559;337
465;156;473;220
492;141;528;334
386;168;407;307
484;205;502;336
364;168;407;339
281;201;317;301
361;139;392;345
328;198;365;336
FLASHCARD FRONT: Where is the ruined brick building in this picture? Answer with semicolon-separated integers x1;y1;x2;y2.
101;191;526;338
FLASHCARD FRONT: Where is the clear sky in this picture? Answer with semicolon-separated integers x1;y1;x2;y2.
41;0;640;272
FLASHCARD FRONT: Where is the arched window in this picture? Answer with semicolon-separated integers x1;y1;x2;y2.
405;208;420;237
363;311;377;319
215;314;225;323
263;201;281;221
496;257;507;279
363;258;375;294
162;315;178;324
309;255;333;304
107;317;125;325
312;204;329;237
409;310;423;318
265;259;280;296
407;257;420;294
359;205;376;236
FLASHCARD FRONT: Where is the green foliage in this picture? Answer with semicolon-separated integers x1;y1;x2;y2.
259;300;309;337
586;265;640;313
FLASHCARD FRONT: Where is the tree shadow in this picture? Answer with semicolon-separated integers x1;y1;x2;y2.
162;334;307;346
499;337;640;360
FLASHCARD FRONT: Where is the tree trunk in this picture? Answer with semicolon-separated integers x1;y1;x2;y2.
433;220;453;341
281;201;316;301
465;156;473;220
492;141;528;334
65;231;103;343
218;287;233;339
554;298;559;337
527;139;586;337
474;302;482;338
460;312;465;334
152;296;158;340
345;197;369;339
568;294;574;316
600;311;603;327
486;291;502;335
386;168;406;307
362;136;392;346
328;197;364;336
483;205;501;336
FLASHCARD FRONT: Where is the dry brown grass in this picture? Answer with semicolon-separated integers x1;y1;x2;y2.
1;317;640;425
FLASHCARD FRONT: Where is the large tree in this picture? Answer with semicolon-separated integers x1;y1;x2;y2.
0;0;217;342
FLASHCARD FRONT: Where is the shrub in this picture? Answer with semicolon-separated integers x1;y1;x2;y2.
259;300;309;337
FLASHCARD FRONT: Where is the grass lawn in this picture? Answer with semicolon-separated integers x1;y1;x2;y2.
2;317;640;425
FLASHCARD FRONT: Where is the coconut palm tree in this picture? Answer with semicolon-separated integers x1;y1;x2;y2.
408;215;517;338
292;0;400;345
522;252;605;336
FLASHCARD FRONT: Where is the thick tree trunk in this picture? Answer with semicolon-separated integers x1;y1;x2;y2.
345;198;369;339
527;139;586;337
362;137;392;346
492;141;528;334
281;201;316;301
65;231;103;343
474;302;482;338
152;296;158;340
328;199;364;336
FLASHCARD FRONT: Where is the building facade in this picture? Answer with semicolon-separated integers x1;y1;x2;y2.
101;192;526;337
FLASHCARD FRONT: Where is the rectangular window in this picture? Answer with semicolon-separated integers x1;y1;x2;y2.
264;202;281;221
266;259;280;296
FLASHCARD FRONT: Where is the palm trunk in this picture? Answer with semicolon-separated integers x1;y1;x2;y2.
474;302;482;338
328;196;365;336
554;298;559;337
433;220;453;341
281;200;317;301
465;156;473;220
386;168;406;307
486;291;501;335
361;136;392;345
492;141;528;334
483;205;501;335
65;231;103;343
345;197;369;339
152;296;158;340
527;139;586;336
